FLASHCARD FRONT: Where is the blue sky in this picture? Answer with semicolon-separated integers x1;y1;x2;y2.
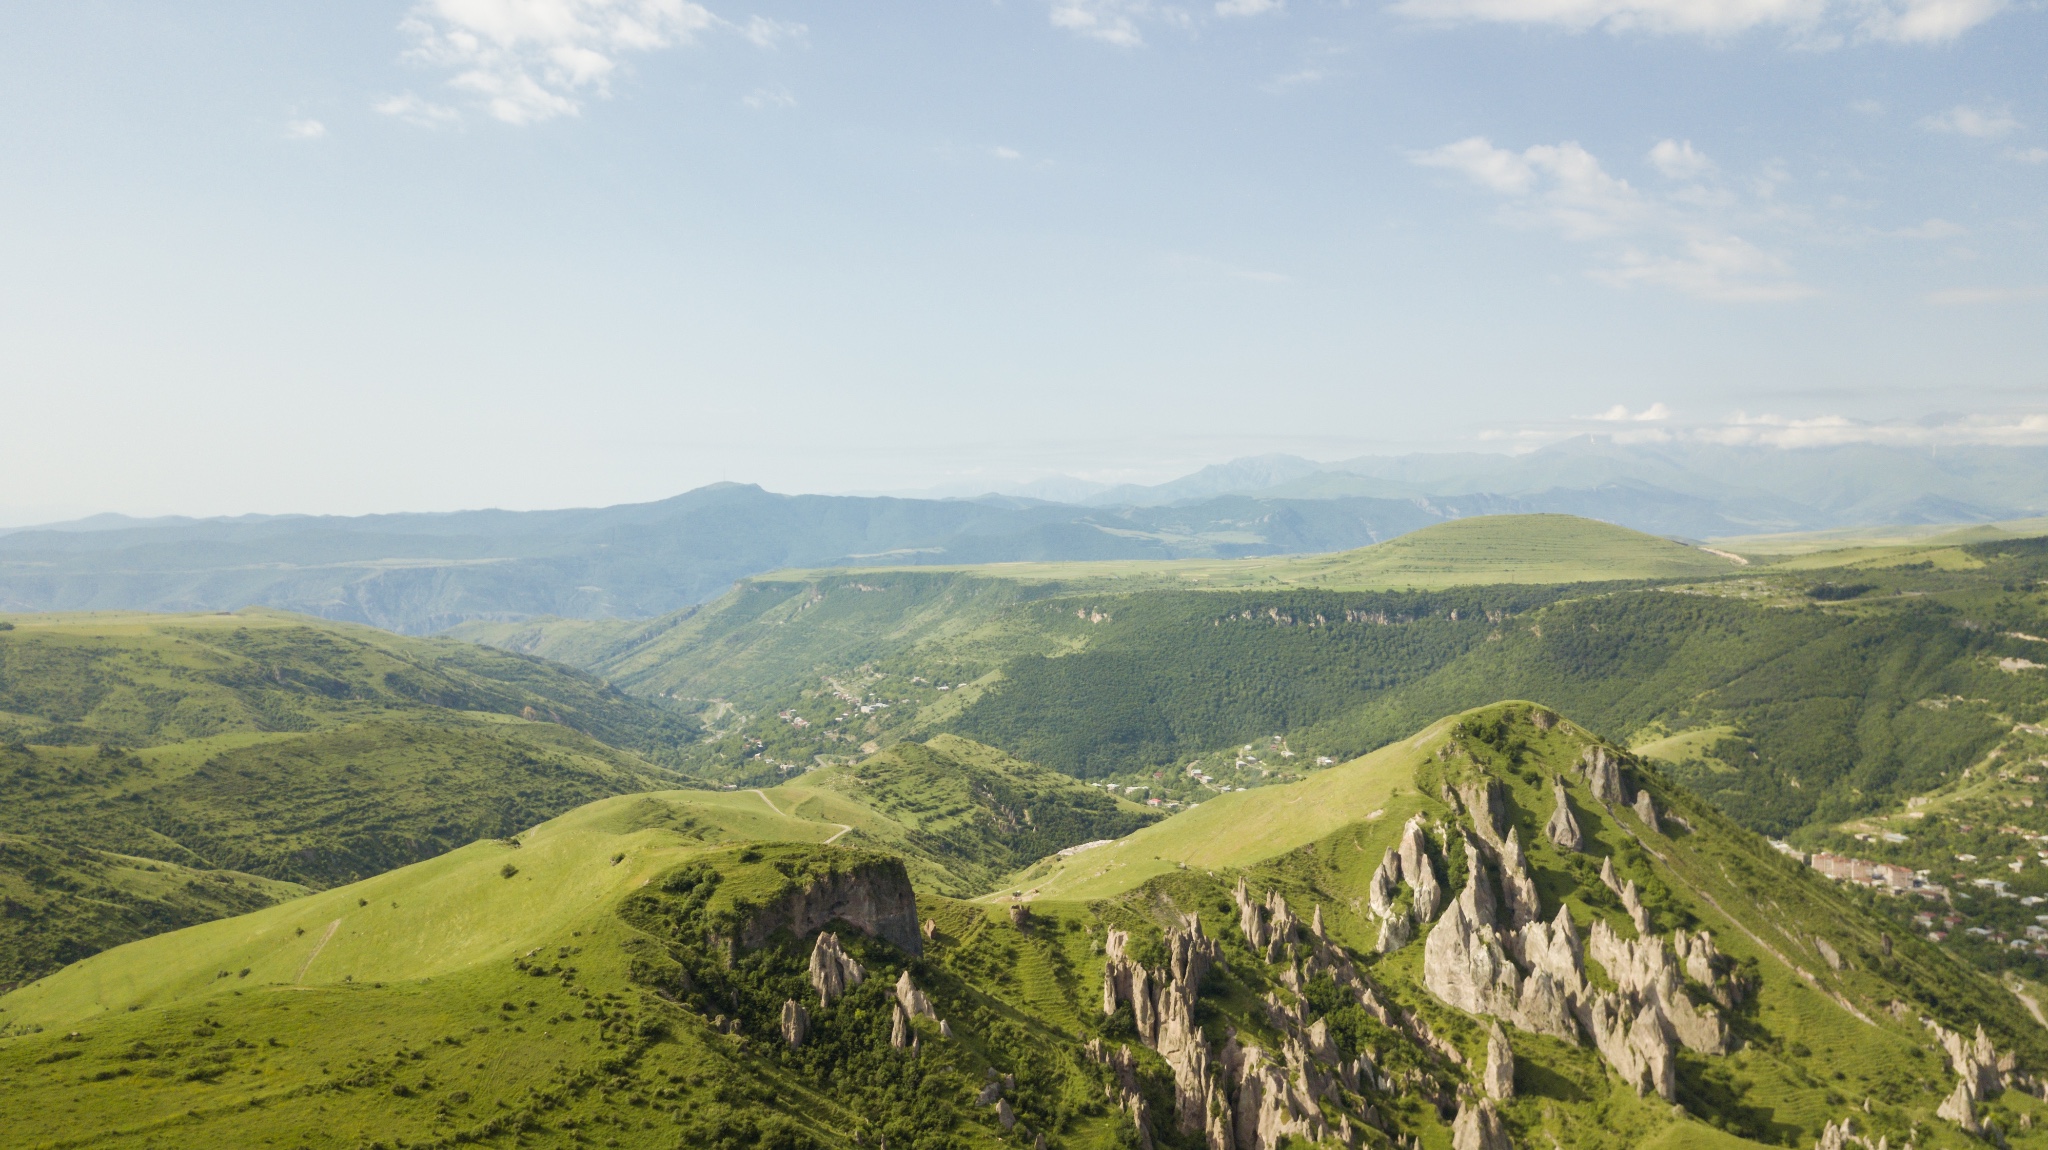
0;0;2042;520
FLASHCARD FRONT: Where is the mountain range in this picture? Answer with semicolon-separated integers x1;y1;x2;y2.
3;440;2045;636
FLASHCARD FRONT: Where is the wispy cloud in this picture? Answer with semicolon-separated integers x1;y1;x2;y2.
2007;147;2048;165
742;86;795;109
1921;103;2022;138
1698;411;2048;447
395;0;799;125
1590;403;1673;422
284;119;327;140
1412;136;1812;301
376;92;464;127
1215;0;1283;15
991;146;1024;161
1890;218;1965;239
1386;0;2004;43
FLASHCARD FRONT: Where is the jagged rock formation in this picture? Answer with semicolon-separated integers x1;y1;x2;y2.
1422;837;1576;1041
1545;777;1582;851
1102;913;1226;1145
808;932;865;1007
1085;1040;1155;1150
1497;828;1541;931
1452;1095;1512;1150
1460;781;1511;849
1582;745;1630;805
1632;790;1660;833
1586;919;1728;1056
780;999;808;1048
1938;1079;1979;1133
1620;879;1651;935
894;969;936;1021
739;857;923;955
1401;816;1445;922
1599;856;1621;897
1482;1022;1514;1100
1928;1018;2010;1110
888;1002;910;1049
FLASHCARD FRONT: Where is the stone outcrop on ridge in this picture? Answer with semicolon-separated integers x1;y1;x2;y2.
808;932;865;1007
1545;776;1583;852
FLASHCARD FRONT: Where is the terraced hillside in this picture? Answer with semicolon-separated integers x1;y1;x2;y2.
4;704;2041;1150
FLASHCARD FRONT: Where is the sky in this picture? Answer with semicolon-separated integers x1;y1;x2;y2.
0;0;2043;522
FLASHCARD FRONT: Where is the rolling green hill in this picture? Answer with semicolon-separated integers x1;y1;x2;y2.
5;703;2043;1150
0;610;704;986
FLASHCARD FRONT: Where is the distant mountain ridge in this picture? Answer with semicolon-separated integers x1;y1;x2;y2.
3;440;2043;635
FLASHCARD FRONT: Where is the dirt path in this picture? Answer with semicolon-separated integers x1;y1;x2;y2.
753;788;854;846
294;919;340;984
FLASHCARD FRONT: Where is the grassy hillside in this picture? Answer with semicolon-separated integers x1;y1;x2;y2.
5;703;2044;1150
0;610;703;985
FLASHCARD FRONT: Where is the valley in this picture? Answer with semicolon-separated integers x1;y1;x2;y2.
5;515;2048;1150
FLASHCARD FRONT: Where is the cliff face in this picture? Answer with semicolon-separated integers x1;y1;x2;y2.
740;858;924;956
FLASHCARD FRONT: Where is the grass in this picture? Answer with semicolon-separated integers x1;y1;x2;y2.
1711;516;2048;558
775;514;1742;592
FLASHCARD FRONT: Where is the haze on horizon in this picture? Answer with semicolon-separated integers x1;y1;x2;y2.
1;0;2043;525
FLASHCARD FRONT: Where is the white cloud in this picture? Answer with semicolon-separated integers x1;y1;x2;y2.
2003;147;2048;165
1925;285;2048;305
1591;403;1673;421
376;92;464;127
1648;138;1713;179
742;86;795;109
1849;99;1884;115
1050;0;1150;44
284;119;327;140
991;146;1024;161
1414;136;1811;301
1386;0;2003;42
395;0;798;125
1697;411;2048;447
1921;103;2022;138
1216;0;1282;14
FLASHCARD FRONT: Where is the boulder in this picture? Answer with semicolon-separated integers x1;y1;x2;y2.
1545;777;1583;852
889;1002;909;1049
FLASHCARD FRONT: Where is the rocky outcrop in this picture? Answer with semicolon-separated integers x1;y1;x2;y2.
1633;790;1661;833
1461;781;1510;850
1583;992;1674;1100
1400;817;1445;922
808;932;865;1007
1422;840;1576;1041
1226;1041;1326;1150
1620;880;1651;935
1581;746;1630;805
1672;929;1741;1007
1103;913;1224;1143
1452;1095;1512;1150
895;969;936;1021
1599;856;1622;897
1513;906;1584;991
1586;919;1728;1056
742;857;923;956
1086;1040;1155;1150
1483;1022;1515;1100
1929;1019;2005;1102
1545;777;1583;852
1497;828;1541;931
780;999;809;1048
889;1001;910;1049
1938;1079;1979;1133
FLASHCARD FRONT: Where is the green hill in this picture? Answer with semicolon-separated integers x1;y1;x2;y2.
5;703;2044;1150
0;610;703;986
